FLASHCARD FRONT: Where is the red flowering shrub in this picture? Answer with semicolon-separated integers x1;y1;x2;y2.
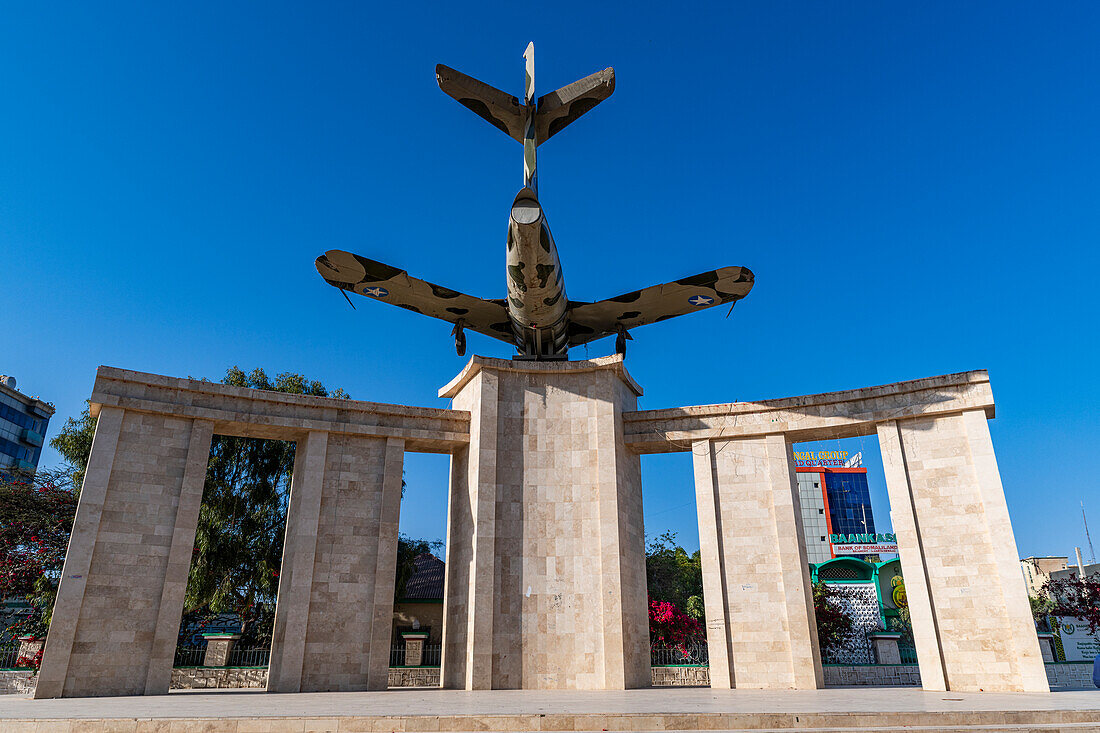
648;597;703;649
15;648;43;671
1041;574;1100;634
0;468;78;639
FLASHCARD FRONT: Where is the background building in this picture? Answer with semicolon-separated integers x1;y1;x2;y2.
795;451;876;563
1020;556;1069;596
0;375;53;472
391;553;444;644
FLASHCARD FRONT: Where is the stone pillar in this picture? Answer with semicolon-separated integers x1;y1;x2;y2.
870;632;903;665
268;430;328;693
1036;633;1056;663
439;355;650;690
17;637;44;664
366;437;405;690
202;634;240;667
693;434;823;689
35;409;209;698
877;414;1049;692
402;631;429;667
268;431;403;693
145;419;215;694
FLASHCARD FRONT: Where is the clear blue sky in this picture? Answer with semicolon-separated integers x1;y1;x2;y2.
3;3;1098;560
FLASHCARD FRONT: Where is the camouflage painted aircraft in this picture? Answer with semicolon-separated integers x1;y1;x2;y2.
315;44;754;359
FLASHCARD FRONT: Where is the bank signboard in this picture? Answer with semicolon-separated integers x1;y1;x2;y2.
830;532;898;555
1052;616;1100;662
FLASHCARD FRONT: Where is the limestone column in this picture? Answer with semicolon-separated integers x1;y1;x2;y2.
35;406;125;699
442;368;498;690
267;430;328;693
878;413;1049;692
439;355;648;690
365;437;405;690
144;419;214;694
877;420;948;691
693;439;733;689
959;409;1048;692
693;433;822;689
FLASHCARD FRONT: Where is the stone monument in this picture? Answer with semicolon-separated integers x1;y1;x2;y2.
33;47;1047;697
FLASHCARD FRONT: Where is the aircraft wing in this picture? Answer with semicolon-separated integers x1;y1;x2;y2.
315;250;514;344
565;266;754;346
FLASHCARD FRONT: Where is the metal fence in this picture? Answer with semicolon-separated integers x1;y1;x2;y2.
173;646;206;667
651;643;709;666
227;647;270;667
0;644;20;669
421;643;442;667
898;638;918;664
389;643;442;667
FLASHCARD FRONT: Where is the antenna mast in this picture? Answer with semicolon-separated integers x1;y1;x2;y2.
1084;501;1096;564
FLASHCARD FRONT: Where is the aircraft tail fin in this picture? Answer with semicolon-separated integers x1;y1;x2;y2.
435;64;526;143
535;68;615;144
436;61;615;148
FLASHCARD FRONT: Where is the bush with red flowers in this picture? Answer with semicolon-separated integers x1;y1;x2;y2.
648;597;703;650
0;468;78;640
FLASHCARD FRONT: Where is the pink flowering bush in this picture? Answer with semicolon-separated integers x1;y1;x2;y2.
648;597;703;650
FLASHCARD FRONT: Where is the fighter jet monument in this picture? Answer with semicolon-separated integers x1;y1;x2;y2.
315;44;754;360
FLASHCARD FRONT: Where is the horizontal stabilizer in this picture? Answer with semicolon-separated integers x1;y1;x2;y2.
535;68;615;143
436;64;526;143
316;250;514;344
565;266;754;347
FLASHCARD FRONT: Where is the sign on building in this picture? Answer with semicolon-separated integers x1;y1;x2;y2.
1052;617;1100;662
830;532;899;555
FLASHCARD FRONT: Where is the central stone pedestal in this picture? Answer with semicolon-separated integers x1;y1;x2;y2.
439;355;650;690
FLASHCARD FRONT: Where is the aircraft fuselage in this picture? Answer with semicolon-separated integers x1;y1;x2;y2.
506;188;569;358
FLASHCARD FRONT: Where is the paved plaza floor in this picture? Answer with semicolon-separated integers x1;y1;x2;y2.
1;687;1099;731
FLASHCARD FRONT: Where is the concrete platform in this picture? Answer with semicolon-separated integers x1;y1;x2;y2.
2;688;1100;731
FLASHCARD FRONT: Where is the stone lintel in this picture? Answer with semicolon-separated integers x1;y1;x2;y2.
438;354;642;399
88;366;469;453
623;370;994;453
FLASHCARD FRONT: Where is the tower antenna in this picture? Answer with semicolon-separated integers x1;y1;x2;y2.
1083;501;1096;564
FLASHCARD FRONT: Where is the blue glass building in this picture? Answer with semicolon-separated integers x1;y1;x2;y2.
797;465;876;562
823;470;876;537
0;375;54;472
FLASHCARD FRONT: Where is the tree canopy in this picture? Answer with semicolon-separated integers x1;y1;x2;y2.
47;367;352;644
0;468;78;638
645;531;704;620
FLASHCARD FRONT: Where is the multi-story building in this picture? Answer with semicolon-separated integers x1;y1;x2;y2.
795;450;877;563
1020;556;1068;596
0;375;54;472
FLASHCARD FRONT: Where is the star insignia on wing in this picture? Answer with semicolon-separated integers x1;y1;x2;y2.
689;295;713;306
363;287;389;298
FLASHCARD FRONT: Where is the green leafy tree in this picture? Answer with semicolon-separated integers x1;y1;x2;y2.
50;406;97;491
645;531;704;615
182;368;348;644
1029;593;1056;632
50;367;351;647
395;535;444;601
812;581;856;661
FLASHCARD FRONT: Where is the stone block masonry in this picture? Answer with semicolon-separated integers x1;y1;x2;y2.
34;363;1044;695
439;356;651;690
35;368;467;698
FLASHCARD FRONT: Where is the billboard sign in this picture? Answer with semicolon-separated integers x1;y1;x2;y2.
1052;617;1100;662
830;532;898;555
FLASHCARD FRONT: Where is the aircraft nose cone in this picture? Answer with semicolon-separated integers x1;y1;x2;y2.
511;198;542;225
